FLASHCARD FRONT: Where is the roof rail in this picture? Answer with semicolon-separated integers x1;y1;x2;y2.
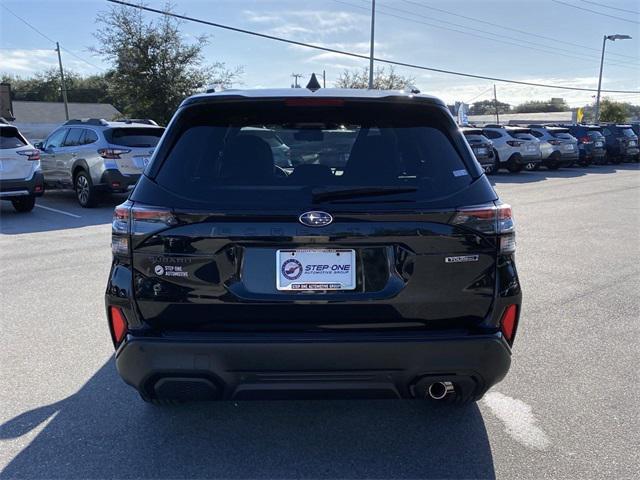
483;124;502;128
112;118;159;126
64;118;109;126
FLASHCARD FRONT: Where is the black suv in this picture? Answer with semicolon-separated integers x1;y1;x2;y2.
563;124;607;165
106;87;521;405
600;124;639;163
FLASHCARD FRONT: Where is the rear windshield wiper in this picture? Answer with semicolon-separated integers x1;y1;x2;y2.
311;186;418;203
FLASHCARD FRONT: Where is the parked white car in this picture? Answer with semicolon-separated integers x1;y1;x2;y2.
0;120;44;212
481;125;542;173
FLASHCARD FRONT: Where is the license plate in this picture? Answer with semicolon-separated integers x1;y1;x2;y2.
526;145;536;151
475;147;488;155
276;249;356;291
563;144;574;151
629;141;637;147
595;141;603;147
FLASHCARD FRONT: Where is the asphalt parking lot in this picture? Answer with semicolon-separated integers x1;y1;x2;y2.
1;164;639;479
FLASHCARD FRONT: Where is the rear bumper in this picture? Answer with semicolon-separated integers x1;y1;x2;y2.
98;169;140;192
115;331;512;402
0;171;44;198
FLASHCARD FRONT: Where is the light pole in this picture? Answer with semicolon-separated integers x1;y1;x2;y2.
594;34;632;123
368;0;376;89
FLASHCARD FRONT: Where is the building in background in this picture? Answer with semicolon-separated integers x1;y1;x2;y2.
9;101;122;141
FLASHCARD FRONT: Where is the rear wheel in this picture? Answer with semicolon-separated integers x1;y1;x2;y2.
507;155;523;173
11;195;36;213
74;170;98;208
545;153;561;170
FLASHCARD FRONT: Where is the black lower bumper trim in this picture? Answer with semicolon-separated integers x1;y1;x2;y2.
98;169;140;192
115;332;512;401
0;172;44;197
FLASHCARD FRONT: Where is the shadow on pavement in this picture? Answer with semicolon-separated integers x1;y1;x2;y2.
489;162;639;185
0;361;495;479
0;191;127;235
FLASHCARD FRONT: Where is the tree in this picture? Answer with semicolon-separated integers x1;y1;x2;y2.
468;99;510;115
92;2;242;124
334;65;415;90
514;98;569;113
599;98;629;123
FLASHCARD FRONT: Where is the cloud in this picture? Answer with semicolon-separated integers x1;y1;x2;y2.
243;9;368;39
0;49;101;76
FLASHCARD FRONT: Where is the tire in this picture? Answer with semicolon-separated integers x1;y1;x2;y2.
483;156;499;175
506;155;523;173
545;153;561;170
11;195;36;213
74;170;98;208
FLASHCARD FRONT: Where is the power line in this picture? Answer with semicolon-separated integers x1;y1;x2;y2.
339;0;637;69
398;0;639;62
465;87;494;104
0;4;105;71
580;0;640;15
105;0;639;94
552;0;640;24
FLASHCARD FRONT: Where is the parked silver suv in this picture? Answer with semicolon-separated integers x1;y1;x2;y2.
482;125;542;173
528;125;579;169
36;119;164;207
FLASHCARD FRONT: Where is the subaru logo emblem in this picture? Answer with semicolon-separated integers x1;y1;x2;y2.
299;211;333;227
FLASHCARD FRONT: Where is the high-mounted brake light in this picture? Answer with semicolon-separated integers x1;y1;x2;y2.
16;149;41;161
285;98;345;107
109;306;128;345
500;304;518;344
451;204;515;253
98;148;131;159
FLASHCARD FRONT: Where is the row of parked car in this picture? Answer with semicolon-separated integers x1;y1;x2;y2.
462;123;640;174
0;116;638;212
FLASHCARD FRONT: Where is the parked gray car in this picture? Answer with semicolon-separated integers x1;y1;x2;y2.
461;127;498;174
36;119;164;207
482;125;542;173
528;125;579;169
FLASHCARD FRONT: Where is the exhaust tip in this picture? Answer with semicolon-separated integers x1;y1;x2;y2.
427;381;454;400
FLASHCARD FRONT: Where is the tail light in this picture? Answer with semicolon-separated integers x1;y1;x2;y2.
16;149;41;161
108;306;128;345
112;201;177;257
500;304;518;345
548;139;561;146
451;203;515;254
579;136;591;143
98;148;131;159
506;140;523;147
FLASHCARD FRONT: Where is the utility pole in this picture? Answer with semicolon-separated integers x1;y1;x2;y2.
368;0;376;89
493;84;500;125
55;42;69;121
322;70;326;88
291;73;303;88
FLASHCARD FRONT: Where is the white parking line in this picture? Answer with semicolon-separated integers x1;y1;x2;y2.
482;391;551;450
35;204;81;218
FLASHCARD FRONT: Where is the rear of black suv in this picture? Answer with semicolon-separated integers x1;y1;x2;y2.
106;90;522;404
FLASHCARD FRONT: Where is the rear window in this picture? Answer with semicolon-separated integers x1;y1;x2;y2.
620;128;636;138
587;131;604;139
0;127;27;149
154;100;474;207
552;132;574;140
104;127;164;147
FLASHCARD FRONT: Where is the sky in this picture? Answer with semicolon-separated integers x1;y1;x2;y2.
0;0;639;107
